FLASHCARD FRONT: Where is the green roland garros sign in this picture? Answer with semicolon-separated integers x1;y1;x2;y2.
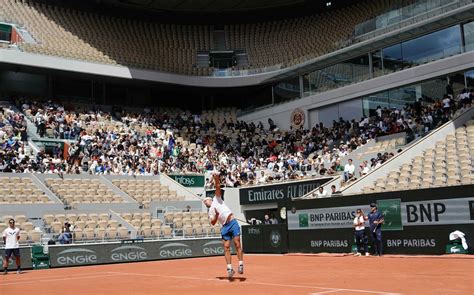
169;174;205;187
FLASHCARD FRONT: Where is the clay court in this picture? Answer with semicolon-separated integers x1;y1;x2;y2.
1;254;472;295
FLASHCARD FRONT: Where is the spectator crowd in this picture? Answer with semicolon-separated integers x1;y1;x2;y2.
0;89;470;188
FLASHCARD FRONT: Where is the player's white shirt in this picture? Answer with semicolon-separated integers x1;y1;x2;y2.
3;227;20;249
209;196;232;226
353;216;365;231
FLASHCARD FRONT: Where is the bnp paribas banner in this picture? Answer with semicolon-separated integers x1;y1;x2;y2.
288;197;474;231
169;174;205;187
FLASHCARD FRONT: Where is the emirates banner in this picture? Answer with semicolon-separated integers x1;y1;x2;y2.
239;177;332;205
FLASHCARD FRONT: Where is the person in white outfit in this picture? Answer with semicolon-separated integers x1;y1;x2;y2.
203;174;244;279
3;219;22;274
353;209;369;257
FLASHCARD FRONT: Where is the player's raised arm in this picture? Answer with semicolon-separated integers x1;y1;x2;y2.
214;173;222;198
209;208;218;226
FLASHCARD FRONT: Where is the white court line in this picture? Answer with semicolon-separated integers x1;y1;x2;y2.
311;290;343;294
311;291;400;295
1;272;119;286
310;292;398;295
108;271;400;295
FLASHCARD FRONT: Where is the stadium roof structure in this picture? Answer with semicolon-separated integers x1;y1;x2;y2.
34;0;362;23
98;0;308;13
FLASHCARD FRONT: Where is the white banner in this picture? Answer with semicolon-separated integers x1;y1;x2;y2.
288;197;474;230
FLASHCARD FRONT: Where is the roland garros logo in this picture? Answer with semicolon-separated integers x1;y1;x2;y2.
291;109;305;127
270;230;282;248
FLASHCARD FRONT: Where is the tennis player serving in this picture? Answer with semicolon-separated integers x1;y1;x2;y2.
203;173;244;279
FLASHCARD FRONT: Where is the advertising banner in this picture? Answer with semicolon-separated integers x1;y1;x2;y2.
48;238;231;268
287;185;474;255
288;225;473;254
241;224;288;253
239;177;332;205
288;197;474;230
169;174;205;187
0;247;33;270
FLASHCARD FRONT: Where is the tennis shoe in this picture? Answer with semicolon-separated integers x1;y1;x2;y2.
17;269;22;274
227;268;235;279
3;270;7;275
354;252;361;257
238;265;244;274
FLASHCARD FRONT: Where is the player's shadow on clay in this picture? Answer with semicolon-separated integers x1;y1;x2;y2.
216;276;247;282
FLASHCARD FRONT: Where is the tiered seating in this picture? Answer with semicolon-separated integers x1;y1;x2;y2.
43;212;129;241
45;178;125;207
0;214;42;243
0;176;51;204
362;121;474;193
356;137;405;159
2;0;397;75
119;212;165;238
225;0;397;69
200;108;238;126
2;0;211;75
164;211;220;238
112;179;184;208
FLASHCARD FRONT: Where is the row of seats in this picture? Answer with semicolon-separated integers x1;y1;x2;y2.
0;176;51;203
1;0;399;75
43;212;129;241
0;215;42;244
118;211;219;238
45;178;125;206
112;179;184;208
356;137;405;159
39;211;218;241
362;121;474;193
0;174;189;207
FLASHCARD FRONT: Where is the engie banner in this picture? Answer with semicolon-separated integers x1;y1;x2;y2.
287;185;474;254
239;177;332;205
48;238;233;268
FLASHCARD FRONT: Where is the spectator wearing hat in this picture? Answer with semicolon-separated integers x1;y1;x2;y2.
365;203;384;256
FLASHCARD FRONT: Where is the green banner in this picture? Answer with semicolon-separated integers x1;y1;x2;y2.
169;174;204;187
377;198;403;231
0;24;12;33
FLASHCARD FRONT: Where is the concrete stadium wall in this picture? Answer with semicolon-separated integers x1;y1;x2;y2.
238;51;474;130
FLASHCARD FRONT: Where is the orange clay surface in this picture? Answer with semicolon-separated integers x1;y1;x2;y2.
1;254;472;295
